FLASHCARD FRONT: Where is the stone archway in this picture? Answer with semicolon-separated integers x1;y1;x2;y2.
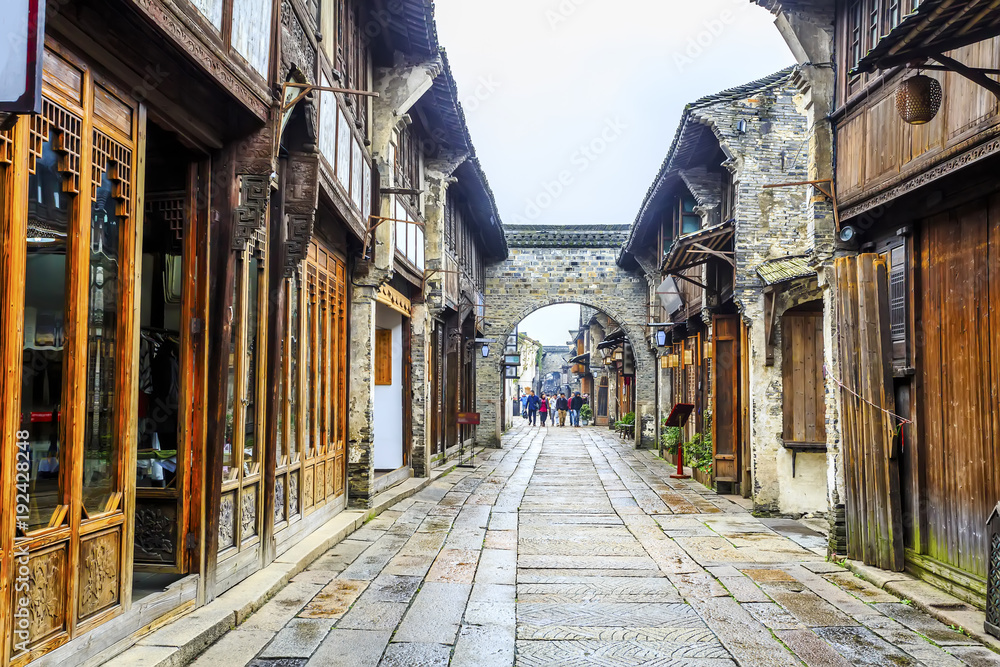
475;224;656;447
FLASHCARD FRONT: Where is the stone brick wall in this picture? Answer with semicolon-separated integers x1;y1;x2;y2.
475;234;657;447
691;75;837;515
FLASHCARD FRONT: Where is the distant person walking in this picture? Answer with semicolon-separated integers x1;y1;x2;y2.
570;391;584;427
520;391;529;421
539;393;549;427
526;390;540;426
556;393;569;426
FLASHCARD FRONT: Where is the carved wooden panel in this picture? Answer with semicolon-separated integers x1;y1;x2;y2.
303;466;314;509
233;174;269;251
1;126;13;165
29;99;82;192
134;501;177;564
280;0;316;84
289;471;300;517
274;475;286;524
219;491;236;550
315;460;326;503
78;530;121;619
91;129;133;217
15;545;67;650
240;485;258;541
326;458;334;498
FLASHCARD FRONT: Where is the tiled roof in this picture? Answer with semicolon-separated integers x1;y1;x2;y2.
756;255;816;286
506;224;631;249
622;67;797;259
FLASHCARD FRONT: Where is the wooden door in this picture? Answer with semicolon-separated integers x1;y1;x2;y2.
294;243;347;521
915;195;1000;588
782;308;827;446
712;316;741;488
133;166;207;575
1;44;142;665
835;254;904;571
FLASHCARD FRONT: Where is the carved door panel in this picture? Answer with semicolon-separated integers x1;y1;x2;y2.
2;43;140;666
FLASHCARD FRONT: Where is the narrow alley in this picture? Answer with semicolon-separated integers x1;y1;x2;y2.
181;425;998;667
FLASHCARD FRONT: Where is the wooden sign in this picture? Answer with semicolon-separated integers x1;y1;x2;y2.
665;403;695;428
0;0;45;113
457;412;481;425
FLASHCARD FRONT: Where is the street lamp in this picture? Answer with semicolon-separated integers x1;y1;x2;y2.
481;344;490;358
655;329;668;347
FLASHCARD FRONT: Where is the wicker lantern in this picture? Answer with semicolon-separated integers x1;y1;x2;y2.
895;74;942;125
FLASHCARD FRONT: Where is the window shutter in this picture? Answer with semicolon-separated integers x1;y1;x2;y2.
375;329;392;385
782;312;827;444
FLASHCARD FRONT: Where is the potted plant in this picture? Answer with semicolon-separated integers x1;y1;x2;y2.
580;404;593;426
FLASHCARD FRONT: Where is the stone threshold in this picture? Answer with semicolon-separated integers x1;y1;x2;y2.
845;559;1000;655
102;459;462;667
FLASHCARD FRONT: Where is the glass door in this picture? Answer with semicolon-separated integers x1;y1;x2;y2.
2;43;141;664
218;218;266;557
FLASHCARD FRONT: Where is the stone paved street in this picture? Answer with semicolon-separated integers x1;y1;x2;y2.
191;424;1000;666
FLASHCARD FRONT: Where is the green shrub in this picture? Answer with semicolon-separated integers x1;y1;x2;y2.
616;412;635;427
579;404;593;420
661;426;682;454
683;432;713;473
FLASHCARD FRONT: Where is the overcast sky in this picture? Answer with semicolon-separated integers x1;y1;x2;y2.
433;0;794;343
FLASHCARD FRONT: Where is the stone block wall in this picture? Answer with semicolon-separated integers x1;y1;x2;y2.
475;239;657;447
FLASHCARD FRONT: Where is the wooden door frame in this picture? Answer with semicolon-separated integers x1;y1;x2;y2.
1;41;144;664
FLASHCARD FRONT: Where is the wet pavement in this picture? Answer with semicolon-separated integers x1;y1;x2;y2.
191;423;1000;666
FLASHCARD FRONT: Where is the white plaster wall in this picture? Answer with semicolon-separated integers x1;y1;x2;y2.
777;450;828;514
374;307;404;470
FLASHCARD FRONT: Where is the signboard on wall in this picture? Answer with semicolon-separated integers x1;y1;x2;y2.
0;0;45;113
457;412;481;425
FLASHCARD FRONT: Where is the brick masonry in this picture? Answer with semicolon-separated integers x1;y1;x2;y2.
475;227;657;448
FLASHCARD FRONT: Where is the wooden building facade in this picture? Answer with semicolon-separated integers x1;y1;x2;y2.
829;0;1000;609
0;0;505;664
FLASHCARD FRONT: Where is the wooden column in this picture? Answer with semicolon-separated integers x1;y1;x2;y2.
202;147;238;600
0;117;30;667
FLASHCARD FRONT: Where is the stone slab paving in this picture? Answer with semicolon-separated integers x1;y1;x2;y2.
189;423;1000;666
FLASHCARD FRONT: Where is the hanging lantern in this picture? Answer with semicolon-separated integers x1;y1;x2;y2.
895;74;942;125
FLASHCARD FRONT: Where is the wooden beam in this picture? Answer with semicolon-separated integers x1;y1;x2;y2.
932;53;1000;100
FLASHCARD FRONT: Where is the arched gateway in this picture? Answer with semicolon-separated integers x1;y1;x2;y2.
475;224;657;447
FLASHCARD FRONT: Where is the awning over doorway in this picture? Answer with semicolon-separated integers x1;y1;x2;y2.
662;220;734;274
569;353;590;365
755;255;816;287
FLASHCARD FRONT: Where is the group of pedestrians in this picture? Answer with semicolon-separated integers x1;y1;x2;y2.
520;388;587;428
